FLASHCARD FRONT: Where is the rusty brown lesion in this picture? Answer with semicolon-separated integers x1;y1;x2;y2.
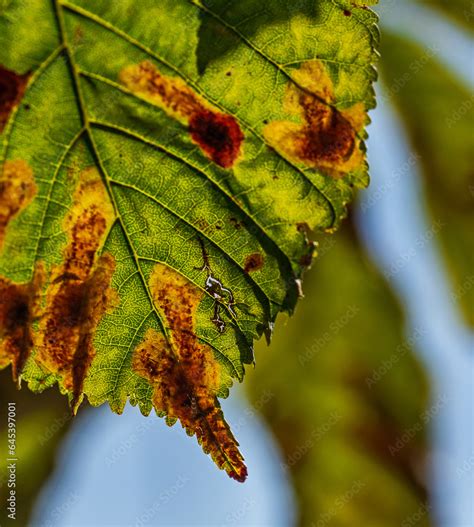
0;65;29;133
35;168;117;413
244;252;264;273
119;61;244;169
0;265;44;386
0;160;37;249
264;60;367;177
133;263;247;482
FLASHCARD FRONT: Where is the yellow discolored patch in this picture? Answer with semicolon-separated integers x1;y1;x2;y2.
61;167;115;280
291;60;335;102
0;159;37;249
120;61;202;122
0;265;44;385
132;263;247;482
35;168;117;413
264;60;367;177
119;61;244;169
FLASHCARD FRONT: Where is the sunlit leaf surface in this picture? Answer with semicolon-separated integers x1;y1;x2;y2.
0;0;378;478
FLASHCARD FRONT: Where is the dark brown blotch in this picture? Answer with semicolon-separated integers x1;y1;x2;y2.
119;61;244;169
36;169;116;413
0;65;29;132
39;254;116;413
244;253;264;273
263;60;366;176
299;95;356;165
0;267;43;384
189;110;244;169
229;217;243;229
299;252;313;267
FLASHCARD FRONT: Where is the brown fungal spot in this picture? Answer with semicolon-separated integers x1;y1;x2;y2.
132;264;247;482
189;110;244;169
73;25;85;47
40;254;116;413
229;217;243;229
0;266;44;385
344;9;352;16
296;223;315;267
297;222;311;235
299;252;313;267
263;61;367;176
244;253;264;273
0;160;37;249
299;96;356;164
36;168;116;413
351;2;369;10
194;217;210;232
0;65;29;132
120;61;244;168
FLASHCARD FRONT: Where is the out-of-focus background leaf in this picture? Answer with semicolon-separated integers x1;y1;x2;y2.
246;225;432;527
0;370;70;525
427;0;474;31
379;31;474;326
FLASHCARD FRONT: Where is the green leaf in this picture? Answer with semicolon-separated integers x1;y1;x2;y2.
380;31;474;326
0;0;378;480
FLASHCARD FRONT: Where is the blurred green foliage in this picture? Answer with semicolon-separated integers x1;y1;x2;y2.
427;0;474;31
0;370;71;525
246;226;431;526
380;32;474;325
